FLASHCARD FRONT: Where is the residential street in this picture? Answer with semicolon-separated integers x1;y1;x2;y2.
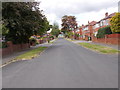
2;38;118;88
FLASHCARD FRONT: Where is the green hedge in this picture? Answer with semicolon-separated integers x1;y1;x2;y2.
97;26;112;38
0;42;8;48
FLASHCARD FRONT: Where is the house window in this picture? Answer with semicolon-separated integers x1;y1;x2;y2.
83;27;88;31
95;24;99;28
93;25;95;29
94;32;98;36
100;21;103;26
106;20;109;25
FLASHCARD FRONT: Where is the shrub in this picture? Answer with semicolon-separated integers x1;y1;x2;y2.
49;35;54;39
97;26;112;38
29;38;37;43
2;42;8;48
65;32;74;38
75;33;80;37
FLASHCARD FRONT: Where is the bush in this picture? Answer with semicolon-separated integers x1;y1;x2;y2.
1;42;8;48
49;36;54;39
75;33;79;37
65;32;74;38
97;26;112;38
29;38;37;43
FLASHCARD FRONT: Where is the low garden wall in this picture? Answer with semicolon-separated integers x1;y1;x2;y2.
2;41;30;56
92;34;120;45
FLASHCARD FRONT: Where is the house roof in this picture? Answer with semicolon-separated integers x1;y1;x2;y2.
80;24;87;29
101;12;116;21
93;12;116;25
89;21;97;25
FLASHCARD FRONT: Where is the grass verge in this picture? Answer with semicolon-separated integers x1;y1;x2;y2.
79;43;120;54
15;46;47;60
66;38;74;41
50;39;56;44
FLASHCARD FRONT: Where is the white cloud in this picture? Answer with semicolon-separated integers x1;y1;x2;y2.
36;0;119;28
76;7;118;26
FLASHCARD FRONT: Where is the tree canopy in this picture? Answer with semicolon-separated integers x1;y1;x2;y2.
51;22;60;37
110;13;120;33
61;15;78;34
2;2;50;44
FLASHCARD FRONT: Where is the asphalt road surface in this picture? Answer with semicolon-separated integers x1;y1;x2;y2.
2;38;118;88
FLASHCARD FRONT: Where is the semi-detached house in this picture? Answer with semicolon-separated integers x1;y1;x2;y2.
78;12;115;41
93;12;115;37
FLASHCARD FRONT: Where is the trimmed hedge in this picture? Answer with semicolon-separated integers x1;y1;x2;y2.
97;26;112;38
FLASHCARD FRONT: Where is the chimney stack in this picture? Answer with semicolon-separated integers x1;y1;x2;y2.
105;12;108;17
88;21;89;24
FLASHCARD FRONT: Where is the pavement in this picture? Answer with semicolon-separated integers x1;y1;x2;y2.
2;38;118;88
2;41;53;65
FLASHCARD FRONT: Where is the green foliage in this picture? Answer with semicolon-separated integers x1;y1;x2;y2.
75;33;79;38
2;25;9;36
61;15;78;34
110;13;120;33
2;2;50;44
51;22;60;37
79;42;119;54
97;26;112;38
15;46;47;60
1;42;8;48
29;38;37;43
49;35;54;39
65;31;74;38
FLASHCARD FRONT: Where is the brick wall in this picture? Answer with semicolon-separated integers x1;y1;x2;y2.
92;34;120;45
106;34;120;38
2;41;30;56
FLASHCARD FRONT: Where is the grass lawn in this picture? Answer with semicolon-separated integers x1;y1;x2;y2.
15;46;47;60
78;43;120;54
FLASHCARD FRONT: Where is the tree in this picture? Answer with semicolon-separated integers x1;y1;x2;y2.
110;13;120;33
61;15;78;34
51;22;60;37
65;31;74;38
2;2;50;44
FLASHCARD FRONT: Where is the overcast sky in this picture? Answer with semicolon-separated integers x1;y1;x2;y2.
36;0;119;28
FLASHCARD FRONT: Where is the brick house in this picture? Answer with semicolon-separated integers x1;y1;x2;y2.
78;21;96;41
88;21;97;40
93;12;115;37
81;24;89;40
77;12;115;41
